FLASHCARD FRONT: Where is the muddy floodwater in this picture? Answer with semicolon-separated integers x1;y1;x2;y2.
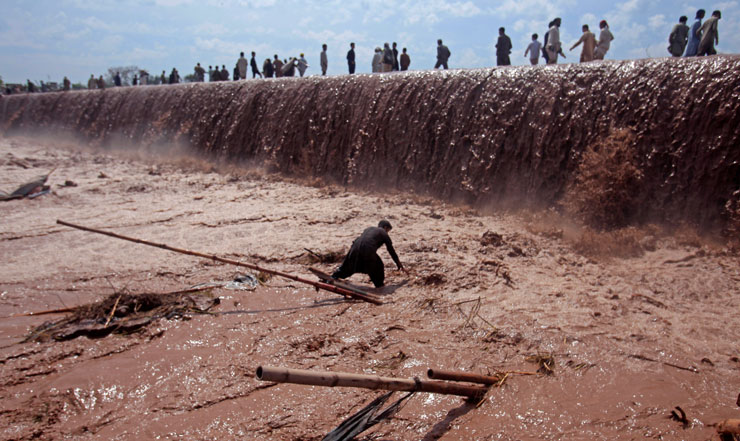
1;137;738;440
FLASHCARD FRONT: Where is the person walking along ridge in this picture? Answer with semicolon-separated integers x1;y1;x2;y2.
400;47;410;71
594;20;614;60
320;44;328;75
250;52;263;78
524;34;541;65
237;52;248;80
684;9;705;56
668;16;690;57
546;18;562;64
347;42;356;74
435;39;451;69
570;24;596;62
496;27;512;66
696;10;721;56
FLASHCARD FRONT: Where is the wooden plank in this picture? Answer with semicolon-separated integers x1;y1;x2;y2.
308;267;375;297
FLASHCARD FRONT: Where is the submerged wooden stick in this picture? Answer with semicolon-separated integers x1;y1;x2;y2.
56;220;382;305
256;366;488;399
428;369;504;385
717;419;740;436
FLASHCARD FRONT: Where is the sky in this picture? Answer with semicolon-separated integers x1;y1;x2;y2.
1;0;738;84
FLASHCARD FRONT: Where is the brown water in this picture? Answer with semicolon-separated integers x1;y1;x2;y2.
0;138;738;440
2;57;739;229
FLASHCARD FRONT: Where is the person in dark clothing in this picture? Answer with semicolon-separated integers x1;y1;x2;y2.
392;42;399;71
263;58;274;77
114;72;122;86
250;52;263;78
347;42;356;74
400;47;410;70
496;27;512;66
273;55;284;78
233;64;239;81
281;57;297;77
220;65;229;81
168;68;179;84
435;39;451;69
332;220;404;288
542;20;553;63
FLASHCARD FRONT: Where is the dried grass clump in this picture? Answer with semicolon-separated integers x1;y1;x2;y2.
565;129;643;230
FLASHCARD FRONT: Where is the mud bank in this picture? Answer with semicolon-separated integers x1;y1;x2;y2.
2;57;739;227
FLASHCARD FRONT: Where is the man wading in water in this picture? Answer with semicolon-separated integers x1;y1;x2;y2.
332;220;404;288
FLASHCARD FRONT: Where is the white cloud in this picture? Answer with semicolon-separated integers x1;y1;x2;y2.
617;0;640;13
91;34;124;52
648;14;667;28
457;47;486;67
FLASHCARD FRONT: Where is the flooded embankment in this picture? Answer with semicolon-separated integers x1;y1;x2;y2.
2;56;739;229
1;57;739;440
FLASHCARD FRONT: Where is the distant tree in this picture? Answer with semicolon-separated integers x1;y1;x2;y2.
183;73;197;83
105;66;140;86
71;83;85;90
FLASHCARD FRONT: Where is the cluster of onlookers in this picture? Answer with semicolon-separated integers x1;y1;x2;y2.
668;9;722;57
517;18;614;66
2;11;727;95
368;42;414;73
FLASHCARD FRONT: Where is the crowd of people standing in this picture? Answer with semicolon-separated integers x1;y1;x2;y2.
4;10;728;95
668;9;722;57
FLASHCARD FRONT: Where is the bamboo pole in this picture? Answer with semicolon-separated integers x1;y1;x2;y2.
427;369;505;385
256;366;488;399
717;419;740;436
56;220;382;305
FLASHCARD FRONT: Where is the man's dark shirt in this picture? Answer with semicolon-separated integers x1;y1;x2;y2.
348;227;400;268
497;35;512;55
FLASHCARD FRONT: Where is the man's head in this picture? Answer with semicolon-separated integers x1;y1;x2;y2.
712;10;721;19
532;33;538;40
392;42;397;48
240;51;244;57
582;24;589;32
437;39;443;45
600;19;608;29
322;44;327;50
679;16;688;24
553;17;561;27
274;54;278;59
402;47;407;53
378;220;392;232
252;51;256;56
499;27;505;34
350;42;355;48
696;9;705;19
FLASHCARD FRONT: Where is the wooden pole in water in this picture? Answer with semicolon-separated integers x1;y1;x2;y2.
256;366;488;399
56;220;382;305
717;419;740;437
427;368;507;385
